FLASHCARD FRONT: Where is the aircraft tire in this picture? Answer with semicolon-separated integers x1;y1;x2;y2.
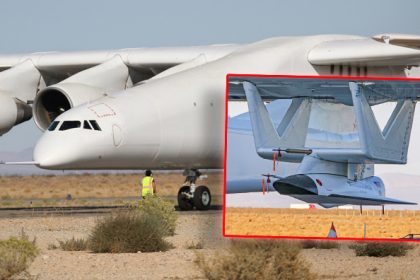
178;186;194;211
193;185;211;210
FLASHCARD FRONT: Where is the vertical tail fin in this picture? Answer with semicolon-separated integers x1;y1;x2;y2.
243;81;311;151
349;82;416;163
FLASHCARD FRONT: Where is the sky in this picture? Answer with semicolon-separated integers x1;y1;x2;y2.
1;0;420;171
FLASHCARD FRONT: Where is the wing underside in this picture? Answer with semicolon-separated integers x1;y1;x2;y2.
228;77;420;104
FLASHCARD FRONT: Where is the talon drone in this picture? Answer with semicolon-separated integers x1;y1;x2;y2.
2;33;420;210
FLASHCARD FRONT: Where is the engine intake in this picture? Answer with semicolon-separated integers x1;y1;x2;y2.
33;83;104;130
32;55;131;130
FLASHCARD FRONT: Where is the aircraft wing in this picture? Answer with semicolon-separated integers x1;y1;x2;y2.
0;44;239;81
308;37;420;66
228;77;420;106
302;194;417;205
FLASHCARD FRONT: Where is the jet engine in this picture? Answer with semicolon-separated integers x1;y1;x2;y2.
32;55;131;130
33;83;106;130
0;94;32;135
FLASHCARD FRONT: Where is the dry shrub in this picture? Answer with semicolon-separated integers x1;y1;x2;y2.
300;239;340;249
88;210;173;253
196;239;316;280
0;231;39;279
186;240;204;250
138;195;178;236
58;237;89;251
350;242;414;257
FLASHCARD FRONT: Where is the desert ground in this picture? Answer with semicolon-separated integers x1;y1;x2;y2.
225;208;420;239
0;211;224;279
0;172;223;208
1;211;420;279
2;173;420;279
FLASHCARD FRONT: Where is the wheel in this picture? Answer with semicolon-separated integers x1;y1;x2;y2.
178;186;194;211
193;186;211;210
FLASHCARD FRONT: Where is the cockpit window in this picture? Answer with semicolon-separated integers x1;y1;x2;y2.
83;120;92;130
48;121;60;131
89;120;101;131
59;121;81;131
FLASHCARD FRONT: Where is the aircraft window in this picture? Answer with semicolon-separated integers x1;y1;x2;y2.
83;120;92;130
48;121;60;131
89;120;101;131
59;121;81;131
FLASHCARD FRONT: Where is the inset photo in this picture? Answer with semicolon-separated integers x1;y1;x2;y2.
224;74;420;241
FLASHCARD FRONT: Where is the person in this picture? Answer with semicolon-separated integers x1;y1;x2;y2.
141;170;156;198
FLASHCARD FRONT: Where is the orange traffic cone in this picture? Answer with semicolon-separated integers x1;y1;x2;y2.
327;222;337;238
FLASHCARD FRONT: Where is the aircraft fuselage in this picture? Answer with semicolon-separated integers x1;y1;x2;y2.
33;35;414;170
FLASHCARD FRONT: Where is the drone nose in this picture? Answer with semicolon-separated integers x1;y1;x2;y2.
273;174;318;195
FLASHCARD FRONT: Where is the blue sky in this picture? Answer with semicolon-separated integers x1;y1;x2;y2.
1;0;420;153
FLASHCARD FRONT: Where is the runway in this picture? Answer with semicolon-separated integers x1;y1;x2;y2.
0;205;222;218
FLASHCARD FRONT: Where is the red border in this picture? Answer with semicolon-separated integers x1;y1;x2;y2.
222;73;420;243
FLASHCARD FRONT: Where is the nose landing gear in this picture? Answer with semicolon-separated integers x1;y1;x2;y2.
177;169;212;211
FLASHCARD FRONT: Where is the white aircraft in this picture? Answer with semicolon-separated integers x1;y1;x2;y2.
226;77;419;209
2;33;420;210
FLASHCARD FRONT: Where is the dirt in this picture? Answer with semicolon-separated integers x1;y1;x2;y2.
225;207;420;239
302;246;420;280
1;211;420;279
0;172;223;208
0;172;223;200
1;170;420;280
0;212;224;280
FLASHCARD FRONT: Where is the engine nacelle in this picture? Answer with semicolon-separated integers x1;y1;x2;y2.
32;55;131;130
0;94;32;135
33;83;105;130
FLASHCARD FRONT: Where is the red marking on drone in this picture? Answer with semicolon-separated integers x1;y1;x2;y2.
273;152;276;172
261;178;266;195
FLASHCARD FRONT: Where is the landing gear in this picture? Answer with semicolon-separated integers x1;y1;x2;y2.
178;186;194;211
177;169;212;211
193;186;211;210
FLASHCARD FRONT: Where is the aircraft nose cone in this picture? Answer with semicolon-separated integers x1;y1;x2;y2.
33;133;79;169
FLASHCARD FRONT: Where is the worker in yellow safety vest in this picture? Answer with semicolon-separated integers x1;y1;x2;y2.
141;170;156;198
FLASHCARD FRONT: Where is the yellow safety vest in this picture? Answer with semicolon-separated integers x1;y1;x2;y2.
142;176;154;197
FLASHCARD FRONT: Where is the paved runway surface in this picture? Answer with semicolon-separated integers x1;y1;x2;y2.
0;205;222;218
